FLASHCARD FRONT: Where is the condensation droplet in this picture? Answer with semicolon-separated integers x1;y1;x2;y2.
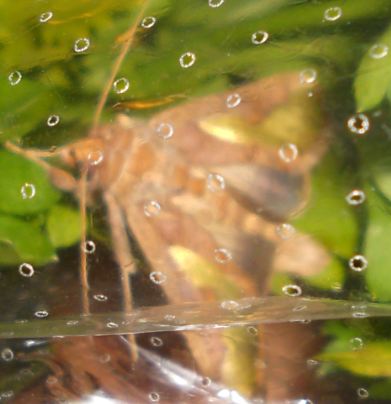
201;376;211;387
46;376;58;385
179;52;196;68
8;71;22;86
347;113;370;135
35;310;49;318
155;122;174;139
141;16;156;29
150;336;163;347
83;240;96;254
276;223;296;240
352;311;369;319
74;37;90;53
324;6;342;21
1;348;14;362
350;337;364;351
113;77;130;94
21;183;36;200
207;173;226;192
149;392;160;402
39;11;53;23
226;93;241;109
87;150;104;166
251;30;269;45
106;322;119;329
220;300;239;311
164;314;176;322
346;189;366;206
349;254;368;272
209;0;224;8
357;387;369;399
19;263;34;278
144;200;161;217
307;358;319;368
93;294;108;302
247;326;258;336
369;43;388;59
282;284;302;297
278;143;298;163
214;247;232;264
66;320;79;326
47;114;60;127
149;271;167;285
99;353;111;363
299;68;317;85
293;304;307;312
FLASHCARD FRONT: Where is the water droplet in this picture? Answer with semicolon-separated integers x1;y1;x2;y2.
21;183;36;200
149;271;167;285
220;300;239;311
34;310;48;318
144;200;161;217
278;143;298;163
39;11;53;23
207;173;226;192
324;6;342;21
18;263;34;278
99;353;111;363
357;387;369;399
87;150;104;166
149;392;160;402
93;294;108;302
106;322;119;329
369;43;388;59
8;71;22;86
307;359;319;368
179;52;196;68
282;284;302;297
1;348;14;362
347;113;370;135
251;30;269;45
47;114;60;127
201;376;211;387
150;336;163;347
276;223;296;240
1;391;14;400
247;326;258;336
155;122;174;139
299;68;317;85
293;304;307;312
74;37;90;53
141;16;157;29
350;337;364;351
209;0;224;7
113;77;130;94
346;189;366;206
164;314;176;322
83;240;96;254
226;93;241;108
352;311;369;319
66;320;79;326
46;376;58;385
214;247;232;264
349;255;368;272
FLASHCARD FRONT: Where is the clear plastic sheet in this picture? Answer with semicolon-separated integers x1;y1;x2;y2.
1;0;391;402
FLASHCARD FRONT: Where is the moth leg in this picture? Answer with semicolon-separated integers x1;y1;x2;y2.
104;192;138;360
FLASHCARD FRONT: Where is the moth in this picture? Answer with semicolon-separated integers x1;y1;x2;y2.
6;11;330;403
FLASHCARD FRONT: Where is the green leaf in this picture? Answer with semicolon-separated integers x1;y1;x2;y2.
0;150;60;215
293;152;357;257
305;257;344;290
318;341;391;377
47;204;81;248
0;214;56;265
365;184;391;301
355;24;391;112
0;78;54;140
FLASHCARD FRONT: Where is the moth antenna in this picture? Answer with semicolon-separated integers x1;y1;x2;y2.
91;1;150;133
79;167;90;315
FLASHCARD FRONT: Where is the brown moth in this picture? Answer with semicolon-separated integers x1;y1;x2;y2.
8;71;329;402
5;5;332;399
